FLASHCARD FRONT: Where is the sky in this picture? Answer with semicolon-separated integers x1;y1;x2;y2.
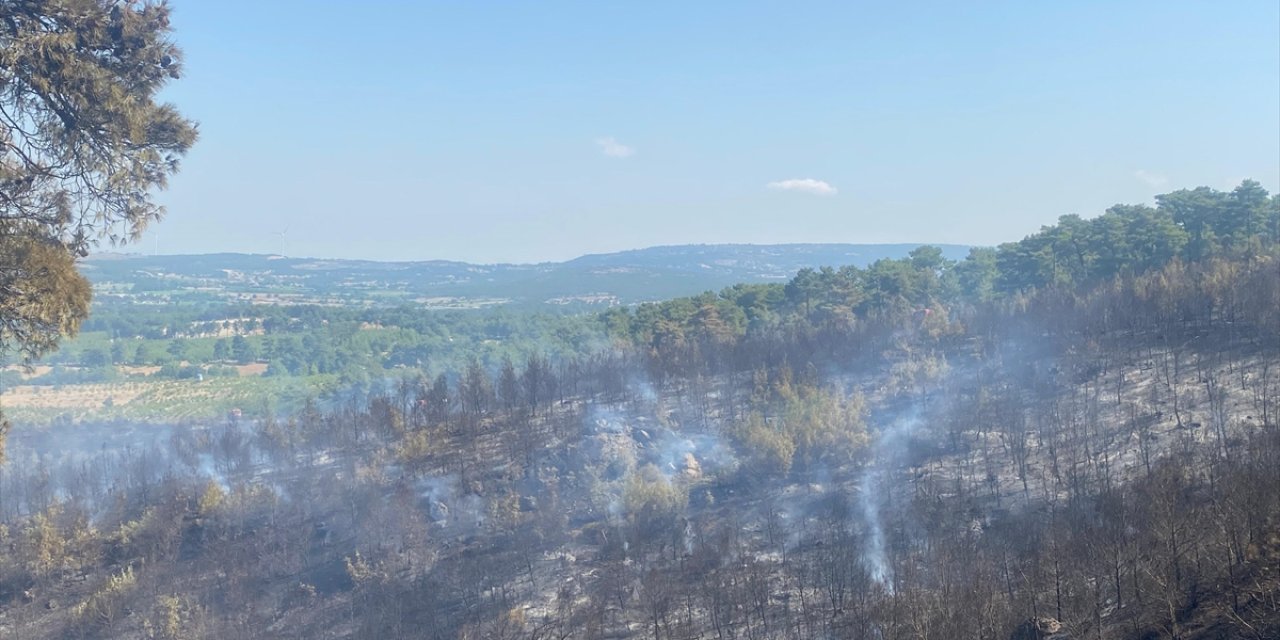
144;1;1280;264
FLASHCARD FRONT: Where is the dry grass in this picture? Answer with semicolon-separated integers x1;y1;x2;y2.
0;382;149;409
0;373;336;424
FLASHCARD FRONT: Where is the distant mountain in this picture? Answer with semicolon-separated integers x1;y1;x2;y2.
82;243;972;309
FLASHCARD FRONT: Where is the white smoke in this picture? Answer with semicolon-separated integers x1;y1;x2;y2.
858;405;923;584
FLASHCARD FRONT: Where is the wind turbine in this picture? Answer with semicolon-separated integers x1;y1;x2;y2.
273;226;290;256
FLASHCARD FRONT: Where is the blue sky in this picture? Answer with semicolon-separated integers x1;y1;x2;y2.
148;1;1280;263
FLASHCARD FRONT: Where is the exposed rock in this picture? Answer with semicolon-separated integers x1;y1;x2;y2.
1010;617;1070;640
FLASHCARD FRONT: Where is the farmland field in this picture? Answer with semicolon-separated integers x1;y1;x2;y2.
0;374;337;424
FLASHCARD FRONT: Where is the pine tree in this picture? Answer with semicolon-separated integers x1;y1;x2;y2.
1;1;197;455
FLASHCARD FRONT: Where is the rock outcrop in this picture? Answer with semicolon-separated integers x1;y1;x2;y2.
1010;617;1071;640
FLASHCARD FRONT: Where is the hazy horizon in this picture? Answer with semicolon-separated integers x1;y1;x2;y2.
90;241;978;265
146;1;1278;263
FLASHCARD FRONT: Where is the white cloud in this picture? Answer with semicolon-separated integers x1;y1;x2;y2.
1133;169;1169;188
767;178;838;196
595;136;635;158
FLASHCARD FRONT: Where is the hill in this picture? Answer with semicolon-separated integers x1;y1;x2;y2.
81;244;971;310
1;182;1276;639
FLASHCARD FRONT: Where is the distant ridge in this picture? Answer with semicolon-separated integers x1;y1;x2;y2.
83;243;972;309
88;243;973;268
